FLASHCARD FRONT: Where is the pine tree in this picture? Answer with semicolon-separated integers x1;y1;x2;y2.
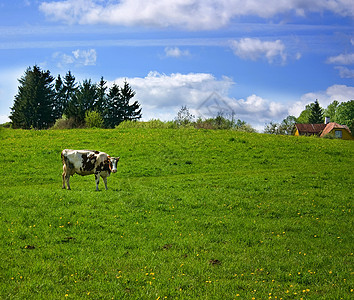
10;67;142;129
10;65;55;129
53;75;66;120
106;83;123;128
105;81;141;128
62;71;78;118
95;76;107;114
120;81;142;122
68;79;98;125
309;100;324;124
104;81;141;128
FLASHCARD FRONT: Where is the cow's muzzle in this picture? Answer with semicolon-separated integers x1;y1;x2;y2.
112;169;117;173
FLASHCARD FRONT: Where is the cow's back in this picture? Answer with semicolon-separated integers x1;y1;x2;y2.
62;149;108;175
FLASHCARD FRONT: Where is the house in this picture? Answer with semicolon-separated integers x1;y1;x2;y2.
294;123;326;136
294;122;353;140
320;122;353;140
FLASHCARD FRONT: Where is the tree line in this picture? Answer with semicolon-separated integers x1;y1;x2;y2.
265;99;354;136
10;65;142;129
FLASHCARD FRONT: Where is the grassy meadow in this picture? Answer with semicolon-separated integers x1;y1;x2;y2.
0;128;353;299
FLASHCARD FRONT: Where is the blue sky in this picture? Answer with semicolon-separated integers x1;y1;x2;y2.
0;0;353;131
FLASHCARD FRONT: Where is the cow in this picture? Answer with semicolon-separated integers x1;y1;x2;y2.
61;149;120;191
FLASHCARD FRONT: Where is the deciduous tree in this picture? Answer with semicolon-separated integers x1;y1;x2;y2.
336;100;354;135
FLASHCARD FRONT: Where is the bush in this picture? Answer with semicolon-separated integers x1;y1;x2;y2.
234;123;257;133
194;116;256;131
116;118;256;131
0;122;12;128
116;120;178;129
51;115;77;129
85;111;104;128
116;120;144;129
175;106;195;127
322;133;339;139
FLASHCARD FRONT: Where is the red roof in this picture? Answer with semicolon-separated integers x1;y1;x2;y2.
320;122;351;137
295;123;326;135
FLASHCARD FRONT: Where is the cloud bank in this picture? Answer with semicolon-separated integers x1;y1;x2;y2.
111;71;353;130
40;0;354;29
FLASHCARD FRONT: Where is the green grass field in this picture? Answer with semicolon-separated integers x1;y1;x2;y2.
0;128;353;299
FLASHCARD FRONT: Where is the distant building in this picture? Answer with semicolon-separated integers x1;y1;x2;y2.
320;122;353;140
294;122;353;140
294;123;326;136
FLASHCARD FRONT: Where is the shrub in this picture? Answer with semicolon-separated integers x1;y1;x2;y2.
51;115;77;129
116;120;178;129
116;120;144;129
85;111;104;128
322;133;339;139
175;106;195;127
0;122;12;128
234;123;257;133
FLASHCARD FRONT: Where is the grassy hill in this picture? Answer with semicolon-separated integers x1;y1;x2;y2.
0;128;353;299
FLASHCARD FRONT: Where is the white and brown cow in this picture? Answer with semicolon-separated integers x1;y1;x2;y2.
61;149;119;191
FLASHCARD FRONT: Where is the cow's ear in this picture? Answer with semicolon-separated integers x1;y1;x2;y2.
107;155;111;158
117;157;120;161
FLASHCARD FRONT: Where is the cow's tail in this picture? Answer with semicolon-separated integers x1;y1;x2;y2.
61;150;67;165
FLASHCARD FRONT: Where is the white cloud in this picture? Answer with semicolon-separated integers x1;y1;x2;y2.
110;72;354;131
164;47;190;58
327;52;354;78
39;0;354;30
327;53;354;65
72;49;97;65
230;95;287;122
109;71;290;129
335;66;354;78
111;71;233;110
53;49;97;67
230;38;287;64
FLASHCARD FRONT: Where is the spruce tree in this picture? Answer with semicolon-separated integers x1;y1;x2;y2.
62;71;78;118
106;83;123;128
68;79;98;125
120;81;142;122
53;74;66;120
309;100;324;124
105;81;141;128
95;76;107;114
10;65;55;129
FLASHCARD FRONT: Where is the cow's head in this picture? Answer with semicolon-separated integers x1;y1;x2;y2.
108;156;120;173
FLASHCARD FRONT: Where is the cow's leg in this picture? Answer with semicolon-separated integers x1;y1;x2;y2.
62;165;69;189
65;174;71;190
95;173;100;191
62;167;66;189
102;175;108;190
